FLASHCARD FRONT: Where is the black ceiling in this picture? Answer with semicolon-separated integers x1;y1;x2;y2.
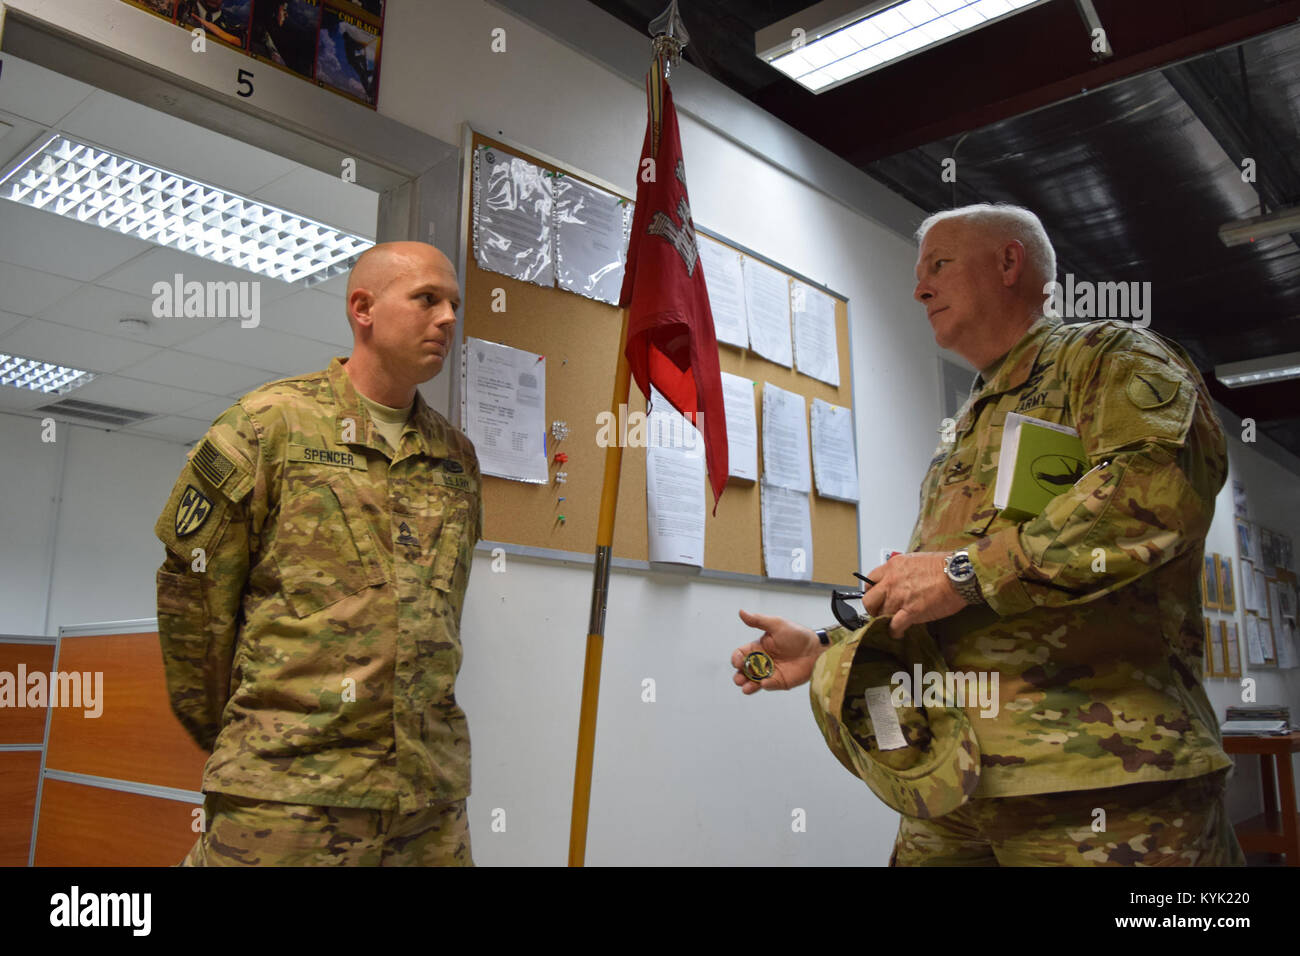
584;0;1300;463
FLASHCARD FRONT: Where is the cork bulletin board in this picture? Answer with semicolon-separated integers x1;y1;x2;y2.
457;129;859;585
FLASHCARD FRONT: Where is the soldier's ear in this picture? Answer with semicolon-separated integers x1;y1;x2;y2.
1000;239;1027;288
349;288;376;330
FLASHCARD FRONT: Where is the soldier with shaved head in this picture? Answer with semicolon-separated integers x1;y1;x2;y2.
733;203;1244;867
154;240;482;865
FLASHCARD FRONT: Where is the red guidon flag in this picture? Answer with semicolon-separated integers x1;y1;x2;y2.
618;72;728;511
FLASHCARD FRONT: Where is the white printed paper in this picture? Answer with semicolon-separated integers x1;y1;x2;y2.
462;337;548;483
810;398;859;502
697;234;749;349
646;386;706;567
864;686;907;751
1246;616;1268;665
761;481;812;582
554;176;630;305
1274;618;1298;669
719;371;758;481
791;280;839;386
472;146;554;286
761;383;810;493
742;257;792;367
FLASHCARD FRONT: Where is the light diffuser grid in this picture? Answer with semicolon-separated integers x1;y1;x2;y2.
0;134;373;284
0;352;94;395
769;0;1046;92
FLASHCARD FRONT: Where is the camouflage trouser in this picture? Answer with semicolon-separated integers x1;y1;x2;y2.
890;769;1244;866
180;792;473;866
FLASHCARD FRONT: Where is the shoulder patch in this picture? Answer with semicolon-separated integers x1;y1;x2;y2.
1126;370;1181;409
175;484;213;536
192;438;236;488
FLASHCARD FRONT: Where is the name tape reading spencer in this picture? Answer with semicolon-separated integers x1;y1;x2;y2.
434;473;475;493
287;444;366;470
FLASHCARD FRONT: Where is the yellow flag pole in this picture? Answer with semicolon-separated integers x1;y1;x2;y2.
567;308;632;867
568;0;682;868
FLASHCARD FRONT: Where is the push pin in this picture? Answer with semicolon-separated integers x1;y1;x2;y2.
557;496;566;502
551;420;569;441
554;452;569;464
557;514;566;524
555;471;568;484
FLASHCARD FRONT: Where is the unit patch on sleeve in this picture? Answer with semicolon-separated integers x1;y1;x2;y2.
1126;371;1180;410
175;485;214;536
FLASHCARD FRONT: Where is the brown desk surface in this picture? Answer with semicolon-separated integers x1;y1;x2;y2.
1222;731;1300;755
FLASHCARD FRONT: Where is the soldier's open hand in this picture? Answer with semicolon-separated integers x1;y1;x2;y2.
862;551;966;637
732;609;824;694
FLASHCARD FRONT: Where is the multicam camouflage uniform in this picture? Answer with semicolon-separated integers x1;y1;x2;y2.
155;357;482;865
897;314;1243;865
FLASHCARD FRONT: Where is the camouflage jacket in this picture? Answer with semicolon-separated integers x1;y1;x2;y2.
910;315;1231;797
154;357;482;811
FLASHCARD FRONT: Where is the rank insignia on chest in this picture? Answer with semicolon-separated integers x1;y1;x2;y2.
176;484;213;536
396;521;420;547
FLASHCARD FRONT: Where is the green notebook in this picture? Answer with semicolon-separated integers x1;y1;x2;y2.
994;412;1090;522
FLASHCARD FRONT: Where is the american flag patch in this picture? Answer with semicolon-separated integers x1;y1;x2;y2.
193;439;235;488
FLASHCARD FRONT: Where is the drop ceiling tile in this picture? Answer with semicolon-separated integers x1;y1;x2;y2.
0;261;81;316
0;317;160;373
180;394;240;423
69;374;226;419
259;289;354;348
177;323;340;376
62;90;298;197
42;284;212;348
0;112;52;172
254;168;378;239
0;203;154;282
0;386;55;413
127;415;211;445
0;56;94;127
0;309;27;336
96;247;302;304
118;350;281;395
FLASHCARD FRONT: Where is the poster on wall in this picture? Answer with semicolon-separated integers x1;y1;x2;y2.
176;0;253;50
121;0;179;20
117;0;385;108
250;0;323;81
317;2;384;107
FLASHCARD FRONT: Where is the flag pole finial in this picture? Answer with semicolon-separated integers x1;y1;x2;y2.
649;0;688;76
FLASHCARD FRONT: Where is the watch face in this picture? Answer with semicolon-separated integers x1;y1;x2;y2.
948;553;974;582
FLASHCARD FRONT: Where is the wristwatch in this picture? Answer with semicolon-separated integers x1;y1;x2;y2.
943;549;984;605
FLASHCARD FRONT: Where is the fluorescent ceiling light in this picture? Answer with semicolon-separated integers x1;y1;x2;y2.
758;0;1049;93
0;134;372;284
1215;351;1300;388
0;352;94;395
1218;205;1300;248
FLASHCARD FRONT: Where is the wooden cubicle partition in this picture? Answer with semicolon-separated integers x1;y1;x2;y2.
25;622;207;866
0;639;55;866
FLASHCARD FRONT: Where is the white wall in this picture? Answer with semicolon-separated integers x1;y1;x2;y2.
5;0;1296;865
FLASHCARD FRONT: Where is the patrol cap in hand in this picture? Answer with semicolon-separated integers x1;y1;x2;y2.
809;615;980;819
